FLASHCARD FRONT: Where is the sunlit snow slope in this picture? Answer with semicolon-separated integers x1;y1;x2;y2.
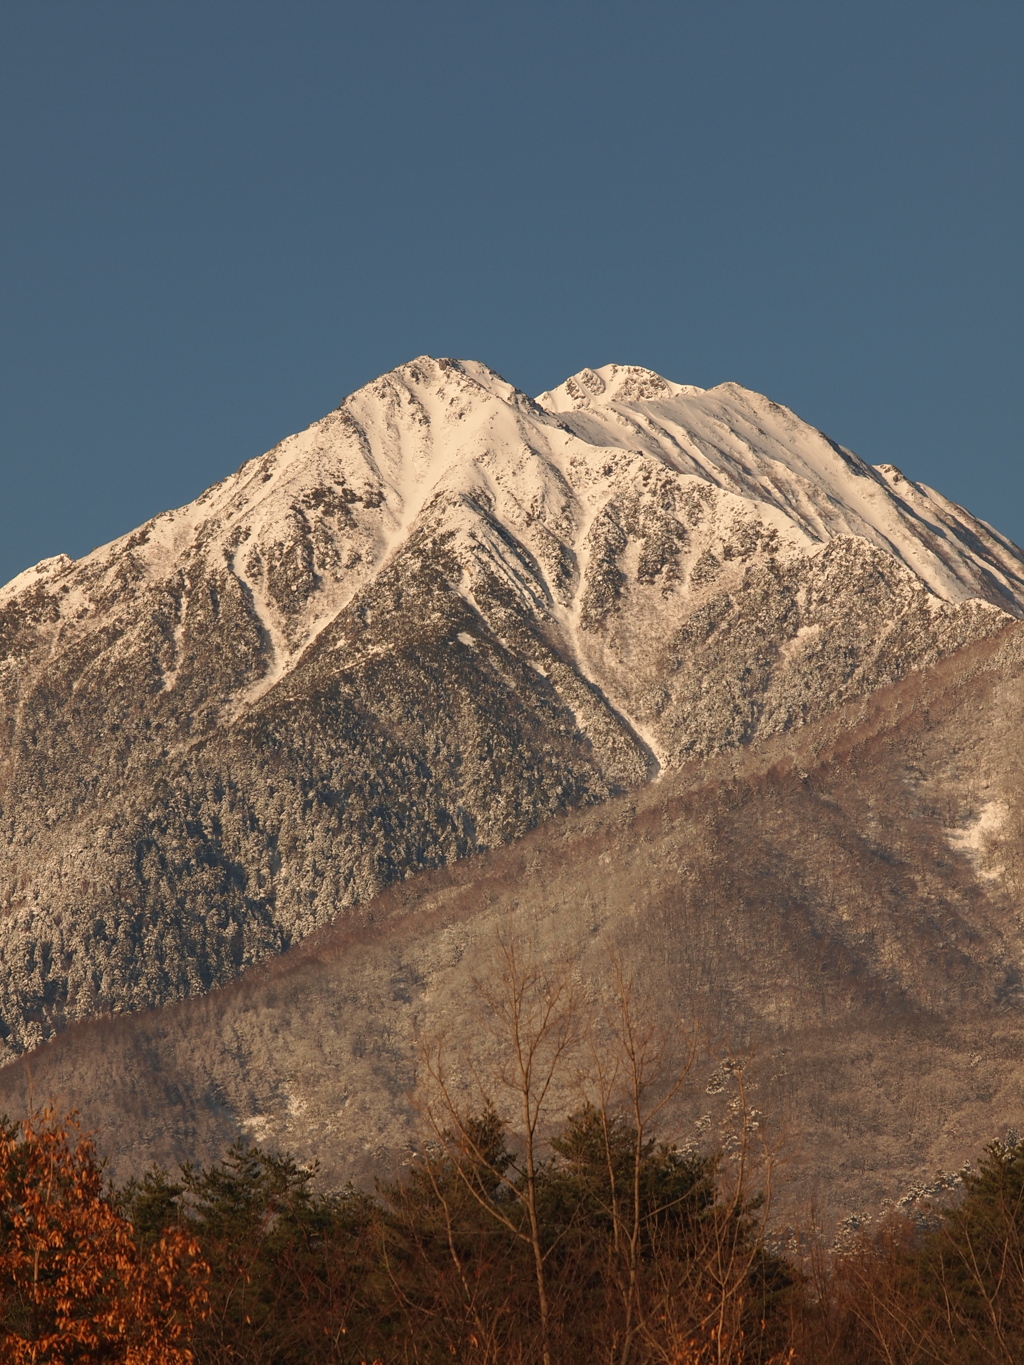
0;356;1020;1052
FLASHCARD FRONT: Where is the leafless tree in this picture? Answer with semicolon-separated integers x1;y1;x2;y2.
415;930;583;1365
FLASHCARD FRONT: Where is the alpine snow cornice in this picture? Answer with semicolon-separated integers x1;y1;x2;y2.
1;357;1022;1055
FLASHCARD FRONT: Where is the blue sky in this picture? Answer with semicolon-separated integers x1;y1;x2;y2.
1;1;1021;585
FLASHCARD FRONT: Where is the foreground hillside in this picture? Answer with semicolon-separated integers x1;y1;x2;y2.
6;621;1024;1227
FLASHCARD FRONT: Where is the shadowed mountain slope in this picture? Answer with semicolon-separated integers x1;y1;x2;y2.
5;622;1024;1229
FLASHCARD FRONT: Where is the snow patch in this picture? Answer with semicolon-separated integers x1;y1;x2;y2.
947;800;1010;877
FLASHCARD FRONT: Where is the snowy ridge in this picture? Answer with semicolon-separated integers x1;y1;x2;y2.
539;365;1024;609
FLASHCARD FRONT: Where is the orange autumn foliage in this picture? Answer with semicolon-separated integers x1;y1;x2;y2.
0;1109;208;1364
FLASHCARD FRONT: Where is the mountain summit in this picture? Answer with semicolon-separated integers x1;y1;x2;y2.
0;357;1021;1055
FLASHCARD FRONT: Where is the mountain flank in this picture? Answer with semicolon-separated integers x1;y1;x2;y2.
5;619;1024;1229
1;358;1022;1058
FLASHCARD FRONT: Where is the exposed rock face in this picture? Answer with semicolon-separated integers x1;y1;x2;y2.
1;357;1022;1055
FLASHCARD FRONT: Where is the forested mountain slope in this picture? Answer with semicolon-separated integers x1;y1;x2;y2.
5;622;1024;1228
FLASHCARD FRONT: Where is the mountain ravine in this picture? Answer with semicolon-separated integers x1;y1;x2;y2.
1;357;1022;1057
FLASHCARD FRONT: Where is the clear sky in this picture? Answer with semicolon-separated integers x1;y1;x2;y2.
1;1;1021;587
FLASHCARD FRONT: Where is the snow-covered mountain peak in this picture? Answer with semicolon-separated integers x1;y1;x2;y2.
4;355;1024;726
4;355;1024;1058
